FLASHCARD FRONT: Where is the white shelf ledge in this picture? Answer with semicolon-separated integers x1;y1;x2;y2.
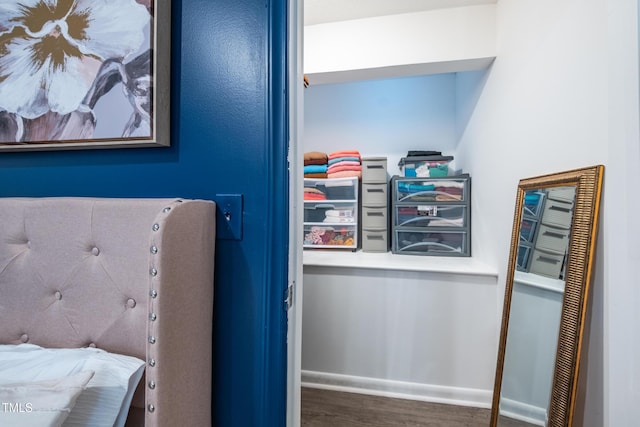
514;271;565;294
303;250;498;277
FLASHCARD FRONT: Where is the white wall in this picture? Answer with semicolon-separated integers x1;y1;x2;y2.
456;0;640;425
302;266;497;406
304;73;457;176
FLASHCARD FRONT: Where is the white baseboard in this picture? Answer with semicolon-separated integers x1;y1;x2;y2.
499;397;546;426
301;370;492;409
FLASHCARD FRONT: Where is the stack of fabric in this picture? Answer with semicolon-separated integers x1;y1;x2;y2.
304;151;328;178
327;150;362;179
303;187;326;201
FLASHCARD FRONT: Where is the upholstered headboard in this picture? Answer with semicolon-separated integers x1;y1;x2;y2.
0;197;216;427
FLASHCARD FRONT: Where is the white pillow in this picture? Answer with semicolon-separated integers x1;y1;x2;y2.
0;370;94;427
0;344;145;427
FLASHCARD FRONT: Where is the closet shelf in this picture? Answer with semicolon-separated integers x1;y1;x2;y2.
303;250;498;277
513;271;565;294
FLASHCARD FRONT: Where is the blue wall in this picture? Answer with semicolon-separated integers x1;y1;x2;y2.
0;0;289;426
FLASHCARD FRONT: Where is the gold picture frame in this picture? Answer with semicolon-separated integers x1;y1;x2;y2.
490;165;604;427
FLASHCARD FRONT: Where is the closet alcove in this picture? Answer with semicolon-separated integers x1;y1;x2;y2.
299;0;500;410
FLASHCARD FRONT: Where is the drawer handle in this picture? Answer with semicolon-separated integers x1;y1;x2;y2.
536;255;560;265
549;205;571;213
366;165;384;169
543;230;565;239
367;212;384;217
367;188;384;193
367;235;384;240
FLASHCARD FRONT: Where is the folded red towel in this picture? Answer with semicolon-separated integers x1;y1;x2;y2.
327;164;362;174
328;170;362;179
328;150;361;160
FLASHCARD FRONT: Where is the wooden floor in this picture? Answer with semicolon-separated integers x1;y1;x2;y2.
301;387;492;427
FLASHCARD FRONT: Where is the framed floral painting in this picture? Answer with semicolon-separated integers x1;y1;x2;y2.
0;0;170;151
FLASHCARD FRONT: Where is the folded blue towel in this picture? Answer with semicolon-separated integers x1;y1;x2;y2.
328;157;361;165
398;182;436;193
304;164;328;173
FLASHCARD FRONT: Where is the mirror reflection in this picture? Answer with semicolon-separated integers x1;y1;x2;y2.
491;166;603;427
499;186;576;427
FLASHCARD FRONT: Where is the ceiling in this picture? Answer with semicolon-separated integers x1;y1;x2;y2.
304;0;497;26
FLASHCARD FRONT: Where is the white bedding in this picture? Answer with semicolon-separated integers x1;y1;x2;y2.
0;344;145;427
0;371;94;427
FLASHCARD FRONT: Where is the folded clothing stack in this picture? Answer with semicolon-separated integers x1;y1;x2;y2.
397;181;464;201
398;150;454;178
323;208;355;223
304;187;327;201
304;151;328;178
327;150;362;179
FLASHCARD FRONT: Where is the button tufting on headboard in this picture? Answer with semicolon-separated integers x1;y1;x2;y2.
20;334;28;343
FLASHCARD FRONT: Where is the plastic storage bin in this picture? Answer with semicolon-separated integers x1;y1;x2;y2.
394;229;468;255
304;176;359;250
398;156;454;178
361;157;389;253
391;174;471;257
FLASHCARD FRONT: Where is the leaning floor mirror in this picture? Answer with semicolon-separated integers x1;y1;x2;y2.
490;165;604;427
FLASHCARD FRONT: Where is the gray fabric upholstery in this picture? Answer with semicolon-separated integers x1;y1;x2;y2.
0;197;216;427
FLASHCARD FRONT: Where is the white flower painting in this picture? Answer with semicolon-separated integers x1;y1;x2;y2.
0;0;167;150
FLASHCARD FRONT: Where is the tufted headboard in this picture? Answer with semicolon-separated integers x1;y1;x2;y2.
0;197;216;427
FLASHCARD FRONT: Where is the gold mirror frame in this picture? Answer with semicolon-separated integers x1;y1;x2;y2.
490;165;604;427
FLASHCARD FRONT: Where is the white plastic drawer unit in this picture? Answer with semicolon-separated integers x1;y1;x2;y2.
541;198;574;229
393;229;468;256
535;224;571;253
361;183;388;206
304;202;356;224
394;177;468;203
303;177;358;201
303;224;357;249
361;228;388;253
362;206;388;229
303;176;359;250
361;157;388;183
529;248;566;279
547;186;576;203
394;204;467;228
